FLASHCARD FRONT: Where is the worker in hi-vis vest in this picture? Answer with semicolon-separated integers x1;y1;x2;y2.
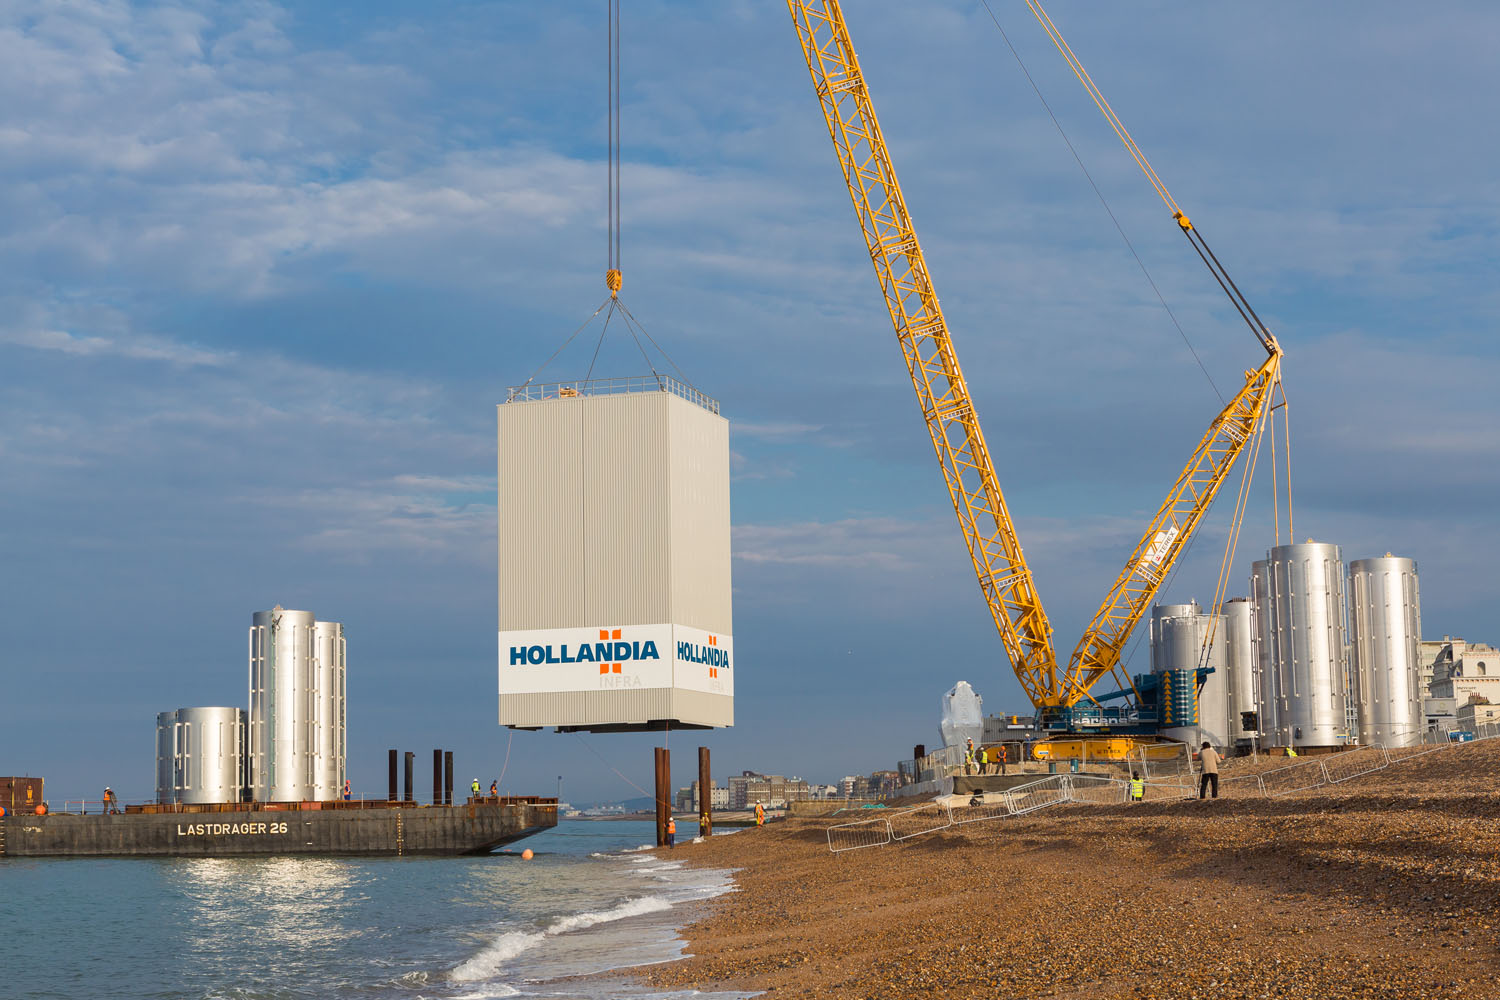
755;802;765;826
471;778;481;796
666;816;677;849
1130;772;1145;802
976;745;989;775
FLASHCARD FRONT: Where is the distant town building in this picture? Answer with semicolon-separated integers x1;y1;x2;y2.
727;771;809;809
1417;638;1449;693
1457;696;1500;731
674;781;730;812
1428;639;1500;732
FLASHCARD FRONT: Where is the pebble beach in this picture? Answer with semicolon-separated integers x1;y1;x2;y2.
633;739;1500;999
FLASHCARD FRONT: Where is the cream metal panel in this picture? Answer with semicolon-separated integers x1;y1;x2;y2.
668;394;733;634
497;384;734;730
499;688;732;730
498;398;585;629
582;393;672;625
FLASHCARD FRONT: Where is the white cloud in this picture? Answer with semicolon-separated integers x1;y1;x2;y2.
0;326;232;366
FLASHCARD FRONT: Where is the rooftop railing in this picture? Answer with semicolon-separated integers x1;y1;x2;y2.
504;375;719;415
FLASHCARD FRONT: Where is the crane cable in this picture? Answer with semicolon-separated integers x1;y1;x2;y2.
976;0;1221;404
607;0;621;296
1018;0;1278;357
520;1;700;394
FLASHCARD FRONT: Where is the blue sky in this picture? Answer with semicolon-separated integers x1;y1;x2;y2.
3;1;1497;806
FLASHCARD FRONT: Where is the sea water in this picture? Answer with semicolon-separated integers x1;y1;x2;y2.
0;819;749;1000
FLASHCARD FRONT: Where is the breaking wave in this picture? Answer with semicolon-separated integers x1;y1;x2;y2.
450;896;673;982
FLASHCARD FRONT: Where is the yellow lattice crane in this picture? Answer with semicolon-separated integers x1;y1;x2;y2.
786;0;1284;735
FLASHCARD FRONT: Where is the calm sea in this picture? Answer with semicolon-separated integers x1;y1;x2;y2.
0;819;749;1000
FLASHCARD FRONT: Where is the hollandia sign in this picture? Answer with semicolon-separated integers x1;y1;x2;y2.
498;623;733;697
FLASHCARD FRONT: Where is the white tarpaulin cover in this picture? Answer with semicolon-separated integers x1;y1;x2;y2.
940;681;984;749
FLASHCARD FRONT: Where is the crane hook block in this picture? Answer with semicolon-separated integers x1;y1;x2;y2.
605;269;623;296
1173;211;1193;231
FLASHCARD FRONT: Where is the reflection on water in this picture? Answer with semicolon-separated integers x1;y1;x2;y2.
5;822;747;1000
166;857;368;987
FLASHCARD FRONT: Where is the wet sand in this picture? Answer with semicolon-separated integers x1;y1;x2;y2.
633;740;1500;999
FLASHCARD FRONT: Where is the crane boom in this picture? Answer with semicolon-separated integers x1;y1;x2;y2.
788;0;1287;730
1018;0;1288;711
786;0;1058;704
1059;350;1280;706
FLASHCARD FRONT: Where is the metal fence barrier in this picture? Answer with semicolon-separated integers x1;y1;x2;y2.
828;727;1500;852
888;801;956;842
826;811;893;853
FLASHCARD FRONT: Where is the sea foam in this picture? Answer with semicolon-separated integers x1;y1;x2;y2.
450;896;672;982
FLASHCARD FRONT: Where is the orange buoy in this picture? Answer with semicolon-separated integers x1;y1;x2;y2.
35;803;48;816
521;848;534;860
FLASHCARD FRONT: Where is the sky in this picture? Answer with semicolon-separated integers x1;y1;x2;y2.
2;1;1497;806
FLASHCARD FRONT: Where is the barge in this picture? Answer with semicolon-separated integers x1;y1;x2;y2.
0;797;557;858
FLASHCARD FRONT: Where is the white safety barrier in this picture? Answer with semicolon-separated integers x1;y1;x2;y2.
888;801;956;842
1322;746;1389;784
826;811;893;853
828;727;1500;852
1001;775;1071;816
950;795;1014;827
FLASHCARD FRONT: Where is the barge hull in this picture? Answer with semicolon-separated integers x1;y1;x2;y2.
0;802;556;858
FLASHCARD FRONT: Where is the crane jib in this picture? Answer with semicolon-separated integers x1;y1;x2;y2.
787;0;1284;719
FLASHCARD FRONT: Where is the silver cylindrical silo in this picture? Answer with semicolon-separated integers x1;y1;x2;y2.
156;708;246;804
249;607;317;802
156;711;178;804
312;620;347;800
1219;598;1258;740
1150;603;1201;674
1349;556;1422;747
1151;602;1230;748
1261;542;1351;748
178;707;246;804
1252;560;1279;742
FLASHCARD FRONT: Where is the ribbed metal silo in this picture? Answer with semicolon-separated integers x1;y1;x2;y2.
155;707;246;805
156;711;177;804
1150;602;1230;748
1260;542;1351;748
1219;598;1258;742
1150;603;1201;673
312;619;347;800
1349;555;1422;747
1251;560;1279;742
249;607;317;802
